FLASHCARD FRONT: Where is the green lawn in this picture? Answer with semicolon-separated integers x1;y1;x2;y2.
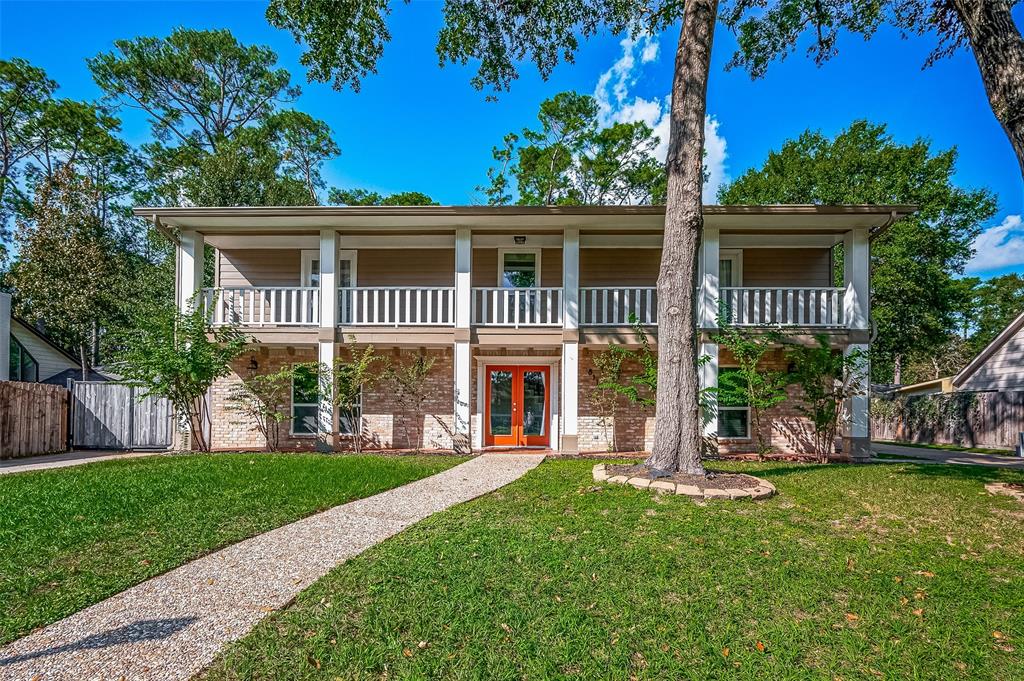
0;452;463;645
874;439;1016;457
204;459;1024;681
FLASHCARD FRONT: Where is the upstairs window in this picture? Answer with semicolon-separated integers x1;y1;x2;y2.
500;250;538;288
9;336;39;383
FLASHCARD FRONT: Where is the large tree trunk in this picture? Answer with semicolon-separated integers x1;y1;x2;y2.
949;0;1024;178
646;0;718;475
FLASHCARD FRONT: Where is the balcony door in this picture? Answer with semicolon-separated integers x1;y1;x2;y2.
485;365;550;447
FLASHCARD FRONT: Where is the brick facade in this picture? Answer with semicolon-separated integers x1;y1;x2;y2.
207;343;824;457
208;346;454;452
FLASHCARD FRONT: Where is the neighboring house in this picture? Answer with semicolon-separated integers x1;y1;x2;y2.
892;310;1024;396
952;310;1024;392
1;291;110;385
137;204;912;461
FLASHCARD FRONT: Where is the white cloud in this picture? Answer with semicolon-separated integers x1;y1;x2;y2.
594;36;729;200
966;214;1024;274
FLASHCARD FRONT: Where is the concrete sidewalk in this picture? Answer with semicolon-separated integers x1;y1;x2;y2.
0;454;543;680
0;449;161;475
872;442;1024;469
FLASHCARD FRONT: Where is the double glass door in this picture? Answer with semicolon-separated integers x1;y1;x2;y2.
485;365;550;447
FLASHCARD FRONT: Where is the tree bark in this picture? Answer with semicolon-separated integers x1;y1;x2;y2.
646;0;718;475
893;353;902;385
949;0;1024;178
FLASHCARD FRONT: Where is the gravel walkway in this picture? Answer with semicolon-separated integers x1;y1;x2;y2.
0;454;542;680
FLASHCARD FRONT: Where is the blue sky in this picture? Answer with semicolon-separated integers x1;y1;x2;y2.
2;0;1022;277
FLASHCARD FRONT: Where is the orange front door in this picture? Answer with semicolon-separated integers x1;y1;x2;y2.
484;365;551;447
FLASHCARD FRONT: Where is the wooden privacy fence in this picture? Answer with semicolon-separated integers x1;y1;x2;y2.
0;381;68;459
70;382;173;450
872;391;1024;450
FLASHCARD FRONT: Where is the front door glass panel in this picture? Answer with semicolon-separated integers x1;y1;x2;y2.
521;371;546;436
489;370;513;436
485;365;550;446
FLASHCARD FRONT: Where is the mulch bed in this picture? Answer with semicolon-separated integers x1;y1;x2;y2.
606;464;763;491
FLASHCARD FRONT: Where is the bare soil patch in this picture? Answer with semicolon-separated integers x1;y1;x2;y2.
606;464;763;490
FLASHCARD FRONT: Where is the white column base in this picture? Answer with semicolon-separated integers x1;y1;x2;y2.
561;341;579;453
317;340;336;452
700;342;719;438
453;340;471;453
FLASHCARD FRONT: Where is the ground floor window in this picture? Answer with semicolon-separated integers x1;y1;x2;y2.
291;364;319;435
291;364;362;436
717;368;750;439
9;336;38;383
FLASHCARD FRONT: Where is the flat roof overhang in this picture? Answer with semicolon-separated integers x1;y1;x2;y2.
134;204;917;237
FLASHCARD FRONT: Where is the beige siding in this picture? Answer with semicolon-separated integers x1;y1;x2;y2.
10;319;78;382
357;249;455;287
742;249;832;287
219;249;301;288
541;248;562;287
959;325;1024;391
472;249;498;287
580;249;660;287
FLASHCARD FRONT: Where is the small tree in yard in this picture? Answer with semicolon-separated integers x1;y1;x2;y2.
226;364;298;452
385;353;438;451
714;325;789;459
786;336;868;462
591;347;627;452
333;342;387;453
115;299;248;451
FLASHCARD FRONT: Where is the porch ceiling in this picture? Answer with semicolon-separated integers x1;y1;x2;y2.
134;204;916;236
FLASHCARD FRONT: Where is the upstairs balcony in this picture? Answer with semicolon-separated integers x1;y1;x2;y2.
203;284;850;329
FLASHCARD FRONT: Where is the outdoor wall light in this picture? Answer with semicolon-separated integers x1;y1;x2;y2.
248;356;259;374
514;235;527;244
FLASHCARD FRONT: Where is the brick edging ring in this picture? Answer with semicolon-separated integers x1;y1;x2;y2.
592;464;776;500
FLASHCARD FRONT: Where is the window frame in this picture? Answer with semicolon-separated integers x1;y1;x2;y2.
300;249;358;288
9;335;39;383
496;248;542;288
719;249;743;287
290;363;321;437
717;366;751;441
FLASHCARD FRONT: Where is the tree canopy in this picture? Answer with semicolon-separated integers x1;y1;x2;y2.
480;91;667;206
328;188;437;206
90;28;338;207
719;120;997;383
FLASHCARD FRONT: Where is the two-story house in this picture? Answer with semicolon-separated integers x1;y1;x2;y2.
137;204;912;461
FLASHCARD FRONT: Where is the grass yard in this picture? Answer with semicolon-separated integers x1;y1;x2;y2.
204;459;1024;681
874;439;1016;457
0;452;463;645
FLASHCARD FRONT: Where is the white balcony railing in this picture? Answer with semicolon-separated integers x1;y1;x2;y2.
580;287;658;326
472;287;563;327
339;287;456;326
720;287;845;327
203;287;319;326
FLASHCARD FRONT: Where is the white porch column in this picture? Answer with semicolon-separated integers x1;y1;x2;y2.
700;226;720;328
317;340;336;452
319;229;338;329
453;226;472;453
177;229;204;313
317;229;338;452
700;341;719;439
843;343;871;462
561;227;580;453
843;228;870;330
